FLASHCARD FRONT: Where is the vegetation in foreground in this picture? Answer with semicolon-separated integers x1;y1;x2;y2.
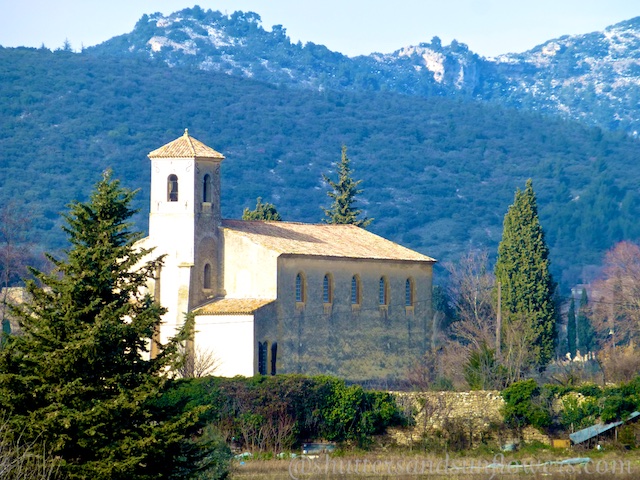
0;173;227;479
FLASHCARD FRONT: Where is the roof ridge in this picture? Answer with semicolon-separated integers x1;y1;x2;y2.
183;128;197;156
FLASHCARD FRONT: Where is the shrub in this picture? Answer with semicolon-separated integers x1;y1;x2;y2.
501;379;551;430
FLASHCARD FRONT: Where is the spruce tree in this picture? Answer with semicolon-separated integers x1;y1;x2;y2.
322;145;372;227
0;172;216;479
576;288;594;354
567;297;576;359
494;179;557;368
242;197;282;221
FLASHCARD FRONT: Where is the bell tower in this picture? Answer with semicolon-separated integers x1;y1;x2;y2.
147;129;225;338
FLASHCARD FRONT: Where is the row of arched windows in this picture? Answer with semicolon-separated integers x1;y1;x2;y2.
166;174;213;203
295;273;415;307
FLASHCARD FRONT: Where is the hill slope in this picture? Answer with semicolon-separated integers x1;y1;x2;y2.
2;46;640;288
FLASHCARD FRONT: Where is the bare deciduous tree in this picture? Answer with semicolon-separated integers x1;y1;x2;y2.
590;241;640;348
0;203;31;330
444;251;496;349
177;344;221;378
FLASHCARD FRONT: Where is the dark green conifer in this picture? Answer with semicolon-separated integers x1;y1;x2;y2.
494;179;557;368
0;171;216;479
567;297;576;358
322;145;372;227
576;288;594;354
242;197;282;221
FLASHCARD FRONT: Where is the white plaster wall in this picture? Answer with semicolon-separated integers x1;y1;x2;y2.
222;230;279;298
195;314;255;377
148;157;197;266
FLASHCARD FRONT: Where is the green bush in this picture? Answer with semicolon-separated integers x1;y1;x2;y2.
160;375;406;452
501;379;551;430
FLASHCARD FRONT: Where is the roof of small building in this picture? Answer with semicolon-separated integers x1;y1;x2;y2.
569;411;640;444
193;297;275;316
221;220;436;262
148;129;225;159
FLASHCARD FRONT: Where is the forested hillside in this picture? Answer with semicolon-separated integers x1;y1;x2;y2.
2;46;640;288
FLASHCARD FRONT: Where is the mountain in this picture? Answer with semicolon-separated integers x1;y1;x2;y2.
87;7;640;135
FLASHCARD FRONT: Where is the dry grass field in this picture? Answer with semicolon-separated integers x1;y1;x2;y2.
230;449;640;479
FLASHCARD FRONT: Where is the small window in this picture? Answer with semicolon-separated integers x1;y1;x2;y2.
203;174;211;202
295;273;305;303
351;275;360;305
379;277;388;305
405;278;414;306
167;174;178;202
203;263;211;290
323;274;333;304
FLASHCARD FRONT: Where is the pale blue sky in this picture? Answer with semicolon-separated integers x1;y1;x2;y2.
1;0;638;57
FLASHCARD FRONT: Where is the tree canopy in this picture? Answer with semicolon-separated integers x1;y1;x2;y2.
0;171;218;479
494;179;557;368
322;145;372;228
242;197;282;221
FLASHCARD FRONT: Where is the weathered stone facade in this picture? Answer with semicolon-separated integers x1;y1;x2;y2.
272;256;433;382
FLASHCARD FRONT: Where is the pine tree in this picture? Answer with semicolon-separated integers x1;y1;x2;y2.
322;145;372;227
567;297;576;359
0;171;218;479
576;288;594;354
242;197;282;221
494;179;557;368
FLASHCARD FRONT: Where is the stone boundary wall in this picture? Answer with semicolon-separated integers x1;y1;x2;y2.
387;391;550;447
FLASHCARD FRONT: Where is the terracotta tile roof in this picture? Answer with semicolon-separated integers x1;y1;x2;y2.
193;297;275;315
148;129;225;159
221;220;436;262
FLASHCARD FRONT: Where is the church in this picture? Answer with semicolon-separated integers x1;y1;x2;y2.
137;130;436;384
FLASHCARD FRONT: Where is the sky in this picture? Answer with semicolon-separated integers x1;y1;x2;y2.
1;0;639;58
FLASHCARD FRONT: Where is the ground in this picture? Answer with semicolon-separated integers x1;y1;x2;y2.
229;448;640;479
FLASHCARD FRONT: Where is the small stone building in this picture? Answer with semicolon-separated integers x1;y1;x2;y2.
137;130;436;383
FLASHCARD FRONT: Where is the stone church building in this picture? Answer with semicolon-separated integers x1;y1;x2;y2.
137;130;436;383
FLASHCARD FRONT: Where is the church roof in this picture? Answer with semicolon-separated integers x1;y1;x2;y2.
221;220;436;262
148;129;225;159
193;298;275;316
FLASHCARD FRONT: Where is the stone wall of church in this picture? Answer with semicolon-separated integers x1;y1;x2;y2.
271;256;433;383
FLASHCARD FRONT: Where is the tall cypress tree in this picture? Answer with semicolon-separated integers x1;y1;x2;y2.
322;145;372;227
495;179;557;368
576;288;594;354
567;297;577;359
0;172;216;479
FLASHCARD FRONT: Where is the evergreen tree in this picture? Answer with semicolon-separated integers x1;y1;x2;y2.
0;172;220;479
242;197;282;221
567;297;576;359
494;179;557;368
322;145;372;227
576;288;594;354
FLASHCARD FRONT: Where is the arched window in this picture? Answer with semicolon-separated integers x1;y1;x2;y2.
167;174;178;202
295;273;305;303
203;263;211;290
203;174;211;202
379;277;388;305
405;278;414;306
323;274;333;304
351;275;361;305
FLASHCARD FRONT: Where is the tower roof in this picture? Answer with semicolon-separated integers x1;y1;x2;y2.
148;129;225;160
